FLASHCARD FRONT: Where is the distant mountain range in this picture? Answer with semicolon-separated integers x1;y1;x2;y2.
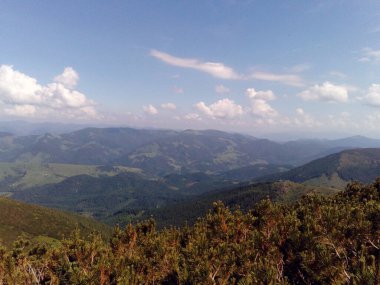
2;127;380;176
2;126;380;229
2;126;380;245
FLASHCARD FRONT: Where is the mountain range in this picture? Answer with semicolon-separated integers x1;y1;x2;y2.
2;126;380;244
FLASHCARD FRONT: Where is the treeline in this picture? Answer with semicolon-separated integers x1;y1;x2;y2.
1;180;379;284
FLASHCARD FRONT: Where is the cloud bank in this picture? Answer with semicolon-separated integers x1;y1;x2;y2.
298;82;348;103
196;98;243;119
0;65;97;119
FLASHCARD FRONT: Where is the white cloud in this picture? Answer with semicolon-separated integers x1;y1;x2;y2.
327;112;352;128
196;98;243;119
161;102;177;110
359;48;380;62
215;84;230;94
151;50;303;86
142;104;158;115
296;108;305;115
250;99;278;118
250;71;304;87
0;65;43;105
0;65;97;119
150;50;240;80
246;87;278;118
363;84;380;106
53;67;79;89
184;113;201;120
298;82;348;103
246;88;276;101
4;105;37;117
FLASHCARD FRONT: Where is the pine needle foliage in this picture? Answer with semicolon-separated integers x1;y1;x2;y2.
0;179;379;284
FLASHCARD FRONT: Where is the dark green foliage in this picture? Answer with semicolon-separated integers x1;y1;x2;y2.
1;179;379;284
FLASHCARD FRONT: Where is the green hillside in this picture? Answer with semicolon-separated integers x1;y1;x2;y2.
12;171;240;220
109;180;338;227
261;148;380;189
0;161;141;192
0;197;110;247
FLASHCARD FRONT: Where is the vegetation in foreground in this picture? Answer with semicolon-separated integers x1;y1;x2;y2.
0;179;379;284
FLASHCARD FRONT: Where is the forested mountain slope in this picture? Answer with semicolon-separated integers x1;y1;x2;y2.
262;148;380;189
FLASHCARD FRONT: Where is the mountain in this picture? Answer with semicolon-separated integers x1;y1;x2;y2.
2;127;379;176
12;171;240;220
0;162;142;192
109;180;338;227
10;162;292;222
220;163;291;181
0;197;110;247
261;148;380;189
326;135;380;148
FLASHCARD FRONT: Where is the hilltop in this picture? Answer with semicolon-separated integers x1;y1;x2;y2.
262;148;380;189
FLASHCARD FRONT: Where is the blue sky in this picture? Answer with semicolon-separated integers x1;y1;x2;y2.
1;1;380;138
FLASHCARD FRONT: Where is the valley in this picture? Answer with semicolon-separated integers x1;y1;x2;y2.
1;126;380;232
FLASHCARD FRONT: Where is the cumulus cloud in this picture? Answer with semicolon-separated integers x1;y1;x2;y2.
359;48;380;62
246;88;276;101
150;50;240;80
215;84;230;94
0;65;97;119
293;108;321;127
151;50;302;86
250;99;278;118
363;84;380;106
246;87;278;118
142;104;158;115
298;82;348;103
4;105;37;117
161;102;177;110
53;67;79;89
195;98;243;119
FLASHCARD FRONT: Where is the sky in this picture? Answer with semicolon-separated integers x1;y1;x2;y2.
1;1;380;139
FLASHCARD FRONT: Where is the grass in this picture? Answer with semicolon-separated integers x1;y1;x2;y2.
0;197;111;247
303;172;348;190
0;162;142;190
